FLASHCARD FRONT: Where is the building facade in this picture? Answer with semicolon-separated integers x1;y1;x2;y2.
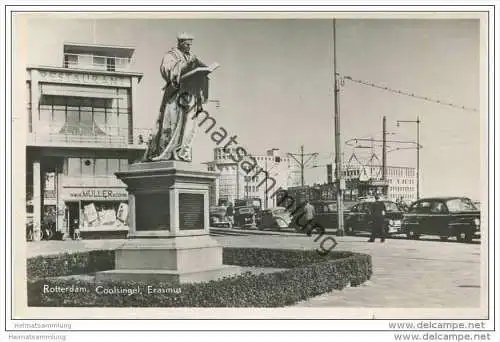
208;147;300;208
26;42;151;240
342;162;417;203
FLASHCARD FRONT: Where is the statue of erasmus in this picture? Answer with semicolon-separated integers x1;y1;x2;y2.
143;32;218;162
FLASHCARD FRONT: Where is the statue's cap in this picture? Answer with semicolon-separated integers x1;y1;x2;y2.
177;32;194;41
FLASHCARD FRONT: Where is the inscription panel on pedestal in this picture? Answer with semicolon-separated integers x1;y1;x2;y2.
179;193;205;230
135;193;170;231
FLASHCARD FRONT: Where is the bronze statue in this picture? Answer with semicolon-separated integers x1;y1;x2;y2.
144;32;218;162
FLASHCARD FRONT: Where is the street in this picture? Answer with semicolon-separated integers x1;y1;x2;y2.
26;230;482;309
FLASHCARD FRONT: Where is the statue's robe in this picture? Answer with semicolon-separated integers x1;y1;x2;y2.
147;47;206;161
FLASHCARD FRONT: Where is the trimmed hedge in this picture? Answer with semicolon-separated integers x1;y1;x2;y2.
223;247;355;268
27;250;115;280
27;248;372;307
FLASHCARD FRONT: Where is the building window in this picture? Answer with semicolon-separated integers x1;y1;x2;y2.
107;159;119;174
95;159;107;176
106;57;116;72
67;158;81;176
64;54;78;68
37;95;131;140
93;56;106;70
81;159;94;175
65;158;129;177
119;159;129;172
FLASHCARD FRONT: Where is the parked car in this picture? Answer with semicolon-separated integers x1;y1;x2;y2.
289;200;354;231
345;200;404;235
258;207;292;230
209;206;231;228
402;197;480;242
236;198;263;226
234;206;256;228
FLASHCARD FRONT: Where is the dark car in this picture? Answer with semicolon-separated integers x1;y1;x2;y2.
209;206;231;228
234;206;256;228
402;197;480;242
345;200;404;236
289;200;354;232
258;207;292;231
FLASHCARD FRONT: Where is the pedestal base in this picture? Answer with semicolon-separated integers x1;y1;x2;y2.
95;235;242;284
95;265;242;284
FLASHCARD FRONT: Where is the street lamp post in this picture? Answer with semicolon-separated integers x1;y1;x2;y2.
265;156;268;209
397;116;421;200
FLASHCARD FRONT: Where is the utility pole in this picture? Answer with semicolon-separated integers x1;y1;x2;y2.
417;116;420;200
288;145;318;190
265;156;268;209
382;116;387;180
396;116;422;200
245;176;250;199
235;164;240;204
333;18;345;237
300;145;304;187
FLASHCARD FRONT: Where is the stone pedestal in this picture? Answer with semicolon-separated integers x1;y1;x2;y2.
95;161;241;284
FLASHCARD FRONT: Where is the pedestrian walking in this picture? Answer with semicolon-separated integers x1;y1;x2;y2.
303;200;317;237
73;218;81;240
226;202;234;228
369;194;386;243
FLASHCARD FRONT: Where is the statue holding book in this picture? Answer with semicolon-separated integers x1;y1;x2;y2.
144;32;219;162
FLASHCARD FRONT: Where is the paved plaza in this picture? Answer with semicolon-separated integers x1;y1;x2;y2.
26;231;483;309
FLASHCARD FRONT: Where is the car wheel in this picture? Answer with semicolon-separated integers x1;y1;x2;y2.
44;228;54;240
440;236;449;241
465;231;474;243
456;231;466;242
407;229;419;240
345;225;354;236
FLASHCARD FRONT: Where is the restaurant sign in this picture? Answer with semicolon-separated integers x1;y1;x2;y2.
65;188;129;201
38;70;130;87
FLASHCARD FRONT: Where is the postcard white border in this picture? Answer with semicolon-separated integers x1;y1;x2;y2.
2;2;497;334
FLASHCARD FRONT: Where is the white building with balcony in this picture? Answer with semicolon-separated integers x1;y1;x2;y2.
26;42;151;240
207;147;300;208
343;155;417;203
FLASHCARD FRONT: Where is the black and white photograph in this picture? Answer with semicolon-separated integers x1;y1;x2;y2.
1;4;497;341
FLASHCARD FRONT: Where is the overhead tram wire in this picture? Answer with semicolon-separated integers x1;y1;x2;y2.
336;73;479;113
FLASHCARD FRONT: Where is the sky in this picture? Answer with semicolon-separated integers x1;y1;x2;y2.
14;14;483;200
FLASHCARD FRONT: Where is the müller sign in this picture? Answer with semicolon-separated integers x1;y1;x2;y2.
68;189;128;200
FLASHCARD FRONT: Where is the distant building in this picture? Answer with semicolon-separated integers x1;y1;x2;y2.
277;160;417;208
207;147;300;208
26;42;151;240
206;161;220;207
342;161;417;203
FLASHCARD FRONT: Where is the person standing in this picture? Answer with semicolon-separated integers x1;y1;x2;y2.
226;202;234;228
303;200;316;237
369;194;386;242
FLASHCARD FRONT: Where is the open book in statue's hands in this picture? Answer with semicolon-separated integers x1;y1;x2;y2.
181;62;220;79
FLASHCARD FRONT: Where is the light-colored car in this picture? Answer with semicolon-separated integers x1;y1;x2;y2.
258;207;292;230
209;206;231;228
